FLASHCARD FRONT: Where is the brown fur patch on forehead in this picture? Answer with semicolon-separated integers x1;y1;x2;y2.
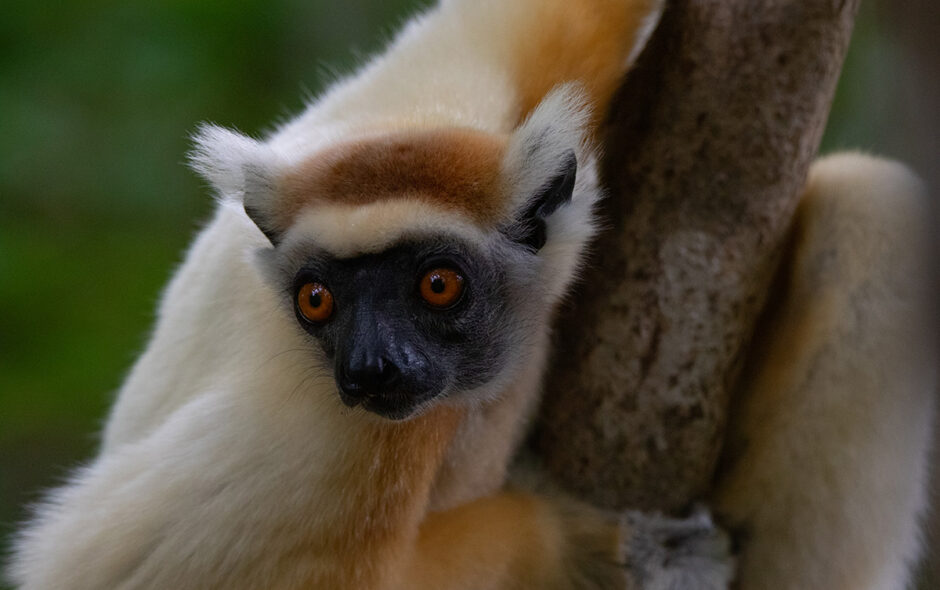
280;128;509;227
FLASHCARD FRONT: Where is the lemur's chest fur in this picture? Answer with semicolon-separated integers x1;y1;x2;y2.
286;403;464;587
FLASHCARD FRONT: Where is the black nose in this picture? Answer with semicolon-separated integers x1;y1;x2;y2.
338;354;401;405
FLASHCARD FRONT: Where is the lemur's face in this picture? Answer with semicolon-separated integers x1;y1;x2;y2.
280;237;516;420
192;87;597;420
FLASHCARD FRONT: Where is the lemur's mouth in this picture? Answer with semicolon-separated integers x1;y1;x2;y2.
337;382;441;421
360;392;421;421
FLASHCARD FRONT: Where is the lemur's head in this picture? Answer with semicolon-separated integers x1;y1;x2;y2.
190;86;600;420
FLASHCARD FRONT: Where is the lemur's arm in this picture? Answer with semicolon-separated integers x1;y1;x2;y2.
274;0;663;145
401;492;730;590
713;154;936;590
7;380;729;590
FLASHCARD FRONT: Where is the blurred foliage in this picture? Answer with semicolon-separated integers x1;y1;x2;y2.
0;0;914;579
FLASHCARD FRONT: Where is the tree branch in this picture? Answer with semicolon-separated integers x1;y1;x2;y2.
535;0;860;512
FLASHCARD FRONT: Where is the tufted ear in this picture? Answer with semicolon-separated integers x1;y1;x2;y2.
512;151;577;251
188;124;284;244
502;84;590;251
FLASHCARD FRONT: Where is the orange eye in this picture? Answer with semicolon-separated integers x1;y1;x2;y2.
419;267;465;309
297;282;334;323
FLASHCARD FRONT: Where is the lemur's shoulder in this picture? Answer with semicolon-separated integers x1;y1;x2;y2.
271;0;664;152
501;0;662;121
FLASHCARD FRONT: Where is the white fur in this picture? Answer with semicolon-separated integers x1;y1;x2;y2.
8;195;373;587
9;0;930;587
6;1;610;587
501;84;602;301
713;153;936;590
284;199;490;258
188;125;275;200
502;83;594;208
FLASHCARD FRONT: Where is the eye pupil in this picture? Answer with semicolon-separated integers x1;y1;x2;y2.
430;276;445;294
309;292;322;307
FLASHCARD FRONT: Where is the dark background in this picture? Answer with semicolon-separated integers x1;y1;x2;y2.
1;0;935;585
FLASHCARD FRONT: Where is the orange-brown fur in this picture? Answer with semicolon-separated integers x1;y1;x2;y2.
411;494;569;590
511;0;656;128
402;492;622;590
296;406;464;589
283;405;625;590
281;128;510;228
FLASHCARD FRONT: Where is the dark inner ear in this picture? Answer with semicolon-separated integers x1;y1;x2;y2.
514;150;577;252
244;202;282;245
242;164;283;245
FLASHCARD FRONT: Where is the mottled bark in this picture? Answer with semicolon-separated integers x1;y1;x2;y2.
535;0;860;512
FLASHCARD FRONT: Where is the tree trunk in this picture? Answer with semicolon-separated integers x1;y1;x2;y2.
534;0;860;512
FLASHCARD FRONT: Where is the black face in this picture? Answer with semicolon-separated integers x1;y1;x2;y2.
286;239;511;420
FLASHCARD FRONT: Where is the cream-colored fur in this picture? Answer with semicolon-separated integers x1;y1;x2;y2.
7;0;932;587
713;153;936;590
8;1;712;589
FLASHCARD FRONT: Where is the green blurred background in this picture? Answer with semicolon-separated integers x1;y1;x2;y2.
0;0;935;585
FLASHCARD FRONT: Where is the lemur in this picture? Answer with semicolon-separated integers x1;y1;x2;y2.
9;1;731;587
7;0;935;588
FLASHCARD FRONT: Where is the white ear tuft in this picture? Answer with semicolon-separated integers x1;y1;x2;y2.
500;84;602;298
189;124;287;244
500;84;601;254
503;83;593;208
187;124;277;201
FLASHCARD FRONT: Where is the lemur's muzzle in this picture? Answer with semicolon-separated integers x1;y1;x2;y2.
333;312;443;420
